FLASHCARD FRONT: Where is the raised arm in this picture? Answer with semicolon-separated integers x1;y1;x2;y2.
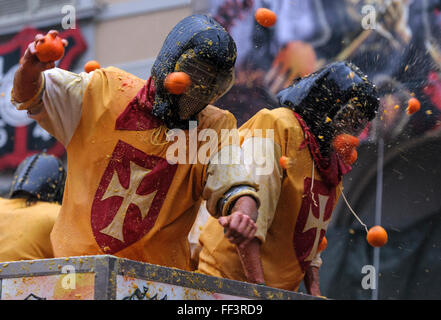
12;31;65;105
10;30;92;147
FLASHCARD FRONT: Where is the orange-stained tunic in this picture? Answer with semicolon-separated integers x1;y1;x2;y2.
50;67;247;270
198;108;342;291
0;198;59;262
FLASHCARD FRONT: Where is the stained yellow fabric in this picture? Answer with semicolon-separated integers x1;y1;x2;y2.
240;136;283;242
50;67;244;271
0;198;59;262
198;108;342;291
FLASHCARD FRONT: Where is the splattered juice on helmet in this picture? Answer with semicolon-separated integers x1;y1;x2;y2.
277;61;380;153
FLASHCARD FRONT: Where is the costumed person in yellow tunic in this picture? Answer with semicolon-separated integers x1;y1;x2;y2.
9;15;261;271
197;61;380;294
0;152;66;262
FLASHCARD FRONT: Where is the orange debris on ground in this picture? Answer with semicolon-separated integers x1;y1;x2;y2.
367;226;388;247
35;33;65;63
164;72;191;95
255;8;277;28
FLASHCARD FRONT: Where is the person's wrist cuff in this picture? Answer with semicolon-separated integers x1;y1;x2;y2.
11;73;45;111
310;253;323;269
218;185;260;217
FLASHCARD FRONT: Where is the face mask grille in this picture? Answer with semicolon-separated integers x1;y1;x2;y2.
177;94;208;120
174;52;234;120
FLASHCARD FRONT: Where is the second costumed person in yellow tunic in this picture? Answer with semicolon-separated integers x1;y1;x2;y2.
0;152;66;262
11;15;260;271
197;62;380;292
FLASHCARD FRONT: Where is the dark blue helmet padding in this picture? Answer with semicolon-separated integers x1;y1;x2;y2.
277;61;379;153
9;153;66;204
151;14;237;129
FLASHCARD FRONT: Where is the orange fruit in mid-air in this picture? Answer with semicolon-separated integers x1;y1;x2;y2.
84;60;101;73
407;97;421;115
367;226;388;247
318;236;327;253
164;72;192;95
279;156;293;169
35;32;65;63
255;8;277;28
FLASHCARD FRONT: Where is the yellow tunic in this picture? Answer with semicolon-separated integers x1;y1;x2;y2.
198;108;342;291
47;67;254;270
0;198;59;262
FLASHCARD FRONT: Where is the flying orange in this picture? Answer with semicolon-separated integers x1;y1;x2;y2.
84;60;101;73
367;226;388;247
407;97;421;115
255;8;277;28
164;72;192;95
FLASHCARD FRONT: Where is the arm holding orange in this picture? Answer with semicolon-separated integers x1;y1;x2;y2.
12;30;68;104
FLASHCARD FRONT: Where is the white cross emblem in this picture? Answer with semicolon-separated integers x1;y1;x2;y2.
100;161;158;242
303;194;331;262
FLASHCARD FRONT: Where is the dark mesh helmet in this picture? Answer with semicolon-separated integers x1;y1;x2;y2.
151;14;237;129
9;152;66;204
277;61;380;153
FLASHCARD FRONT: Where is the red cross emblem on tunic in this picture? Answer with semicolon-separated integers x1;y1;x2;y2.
91;140;177;254
293;178;336;272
